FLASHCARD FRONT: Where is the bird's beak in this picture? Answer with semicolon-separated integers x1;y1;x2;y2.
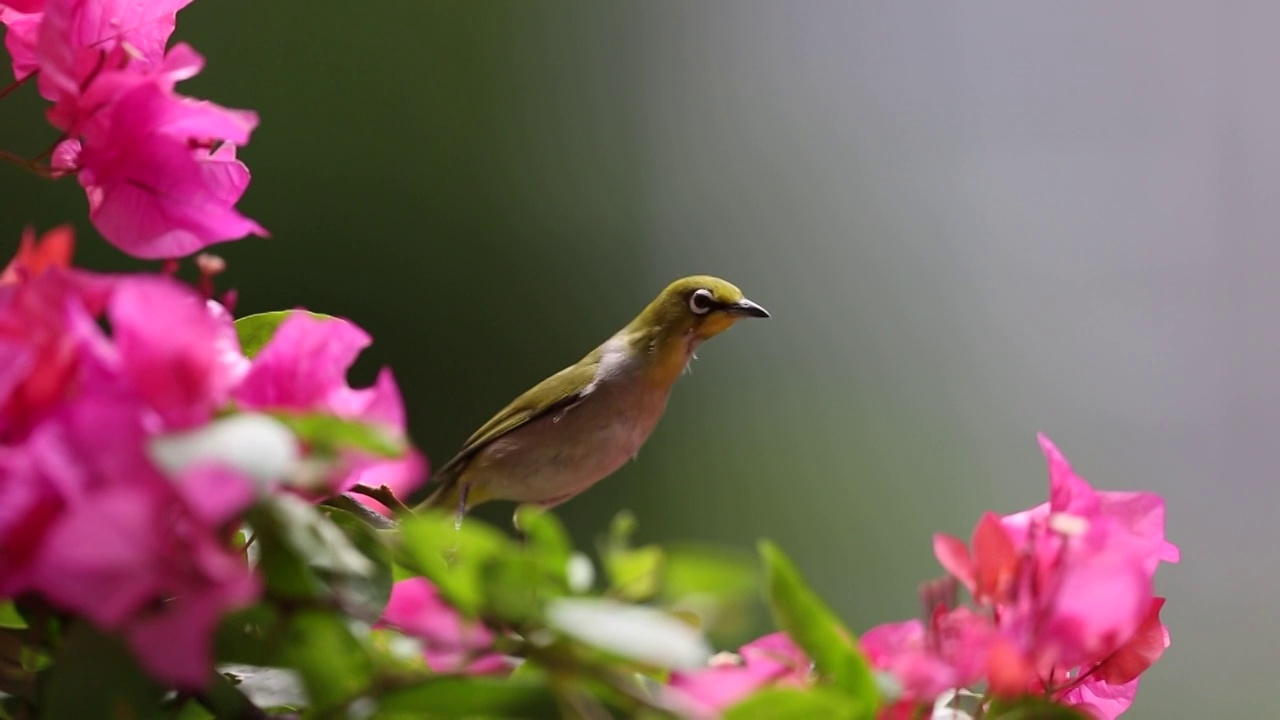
726;298;770;318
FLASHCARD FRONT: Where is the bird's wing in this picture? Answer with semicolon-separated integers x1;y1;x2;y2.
433;352;603;482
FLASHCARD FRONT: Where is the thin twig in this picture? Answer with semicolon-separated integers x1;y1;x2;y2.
0;149;52;178
0;73;33;102
348;483;414;518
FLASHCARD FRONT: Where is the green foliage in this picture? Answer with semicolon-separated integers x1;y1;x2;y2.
1;497;1094;719
233;310;338;359
759;540;879;715
0;604;24;631
375;676;560;718
726;687;863;720
41;623;165;720
273;412;408;458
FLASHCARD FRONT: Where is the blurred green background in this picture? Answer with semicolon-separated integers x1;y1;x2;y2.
1;1;1267;716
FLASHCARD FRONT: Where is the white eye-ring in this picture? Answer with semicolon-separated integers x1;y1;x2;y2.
689;288;715;315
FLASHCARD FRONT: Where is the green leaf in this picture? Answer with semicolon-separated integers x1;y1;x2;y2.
251;495;377;602
726;687;864;720
663;544;757;601
482;554;551;624
173;700;217;720
515;505;572;579
0;604;24;630
41;622;165;720
544;597;711;670
661;544;759;644
215;603;282;667
599;512;665;602
396;511;513;616
217;663;307;711
607;545;665;601
234;310;337;359
270;494;376;576
321;506;396;623
759;541;877;711
276;610;373;712
374;676;559;719
273;412;406;458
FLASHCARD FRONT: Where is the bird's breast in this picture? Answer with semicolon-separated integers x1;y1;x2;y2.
466;365;674;505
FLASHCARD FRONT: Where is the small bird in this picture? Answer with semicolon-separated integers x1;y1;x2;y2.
415;275;769;521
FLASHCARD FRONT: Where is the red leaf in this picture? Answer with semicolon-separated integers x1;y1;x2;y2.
972;512;1018;603
1094;597;1169;684
933;533;974;590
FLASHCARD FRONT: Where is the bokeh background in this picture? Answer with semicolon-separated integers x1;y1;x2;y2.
0;1;1270;716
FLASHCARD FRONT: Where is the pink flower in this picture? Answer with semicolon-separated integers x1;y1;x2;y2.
36;0;191;105
378;578;508;675
933;512;1018;605
0;225;74;285
0;5;44;80
1060;676;1141;720
9;395;259;687
864;435;1176;716
860;608;994;704
0;262;113;440
234;312;426;498
53;44;265;258
2;0;266;258
105;275;247;428
667;632;811;714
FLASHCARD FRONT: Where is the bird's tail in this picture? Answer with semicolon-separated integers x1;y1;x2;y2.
413;477;462;514
412;462;468;515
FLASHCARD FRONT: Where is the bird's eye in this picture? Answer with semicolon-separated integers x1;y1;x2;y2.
689;288;715;315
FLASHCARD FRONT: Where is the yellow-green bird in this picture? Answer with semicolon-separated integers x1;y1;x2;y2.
415;275;769;520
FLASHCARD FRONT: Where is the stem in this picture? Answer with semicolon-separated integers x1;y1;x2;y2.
348;483;414;518
30;134;67;163
0;73;33;102
0;149;53;178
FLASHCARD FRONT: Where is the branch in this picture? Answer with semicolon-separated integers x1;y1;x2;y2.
348;483;414;518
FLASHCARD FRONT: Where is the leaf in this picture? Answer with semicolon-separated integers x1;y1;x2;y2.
515;505;572;584
662;544;757;602
217;663;308;710
273;412;406;459
482;554;552;624
276;610;373;712
234;310;337;359
544;597;711;670
214;603;282;667
396;511;513;616
374;676;559;719
759;541;877;710
725;687;863;720
606;545;664;601
662;544;760;644
41;622;165;720
0;604;24;630
599;512;665;602
321;506;396;623
267;494;376;578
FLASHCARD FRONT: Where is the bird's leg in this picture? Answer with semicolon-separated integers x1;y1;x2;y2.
453;484;469;531
512;506;525;539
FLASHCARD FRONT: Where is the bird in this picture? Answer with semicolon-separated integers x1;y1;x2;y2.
414;275;769;522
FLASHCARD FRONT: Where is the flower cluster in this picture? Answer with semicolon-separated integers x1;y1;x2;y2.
378;578;512;676
0;0;265;258
670;436;1178;719
0;229;423;687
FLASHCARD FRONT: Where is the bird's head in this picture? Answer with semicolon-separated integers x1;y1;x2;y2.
627;275;769;361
